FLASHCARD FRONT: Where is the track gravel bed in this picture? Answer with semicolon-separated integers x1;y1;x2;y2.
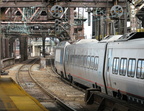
31;64;97;111
7;63;72;111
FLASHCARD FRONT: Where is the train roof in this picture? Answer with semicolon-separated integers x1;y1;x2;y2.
74;39;98;44
116;32;144;41
100;35;123;42
56;41;70;48
100;32;144;43
107;37;144;49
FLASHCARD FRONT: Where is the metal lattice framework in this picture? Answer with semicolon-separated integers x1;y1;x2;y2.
0;0;127;41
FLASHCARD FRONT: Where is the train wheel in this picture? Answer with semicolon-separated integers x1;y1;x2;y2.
122;94;128;101
68;75;73;83
61;71;64;78
55;68;57;73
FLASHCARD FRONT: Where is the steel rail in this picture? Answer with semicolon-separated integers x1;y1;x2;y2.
16;58;76;111
29;59;76;111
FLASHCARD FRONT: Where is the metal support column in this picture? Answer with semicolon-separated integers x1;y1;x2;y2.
9;38;14;58
1;36;4;59
20;37;28;62
95;16;100;40
0;34;2;75
142;17;144;27
42;37;46;58
124;7;127;34
100;16;104;39
69;8;74;41
98;17;101;41
92;15;96;39
5;39;9;58
130;4;137;32
0;12;2;74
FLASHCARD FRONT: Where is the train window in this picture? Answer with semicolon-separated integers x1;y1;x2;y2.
85;56;88;68
83;56;85;67
72;55;75;65
94;56;99;70
69;54;71;64
137;60;144;79
71;55;73;64
82;56;84;67
90;56;95;69
74;55;77;65
77;55;80;66
73;55;76;65
87;56;91;68
79;55;82;66
80;55;83;67
112;58;119;74
85;56;87;67
77;55;79;66
82;55;85;67
127;59;136;77
73;55;75;65
119;58;127;76
79;55;83;67
142;61;144;79
107;58;110;72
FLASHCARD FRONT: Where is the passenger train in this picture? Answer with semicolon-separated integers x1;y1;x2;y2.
54;32;144;105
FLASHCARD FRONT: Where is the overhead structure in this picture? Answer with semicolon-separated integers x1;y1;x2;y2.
0;0;138;64
0;0;139;58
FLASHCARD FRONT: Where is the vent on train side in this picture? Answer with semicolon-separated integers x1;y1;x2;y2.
117;32;144;41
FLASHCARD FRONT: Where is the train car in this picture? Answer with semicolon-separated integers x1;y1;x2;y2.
54;32;144;105
104;33;144;104
64;39;109;93
54;41;70;77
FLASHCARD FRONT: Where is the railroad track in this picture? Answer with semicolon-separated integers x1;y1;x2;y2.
16;58;76;111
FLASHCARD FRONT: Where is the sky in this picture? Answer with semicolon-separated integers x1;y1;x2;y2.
76;8;92;39
84;13;92;39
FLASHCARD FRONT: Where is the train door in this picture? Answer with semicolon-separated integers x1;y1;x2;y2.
105;48;113;92
64;48;70;79
63;47;68;78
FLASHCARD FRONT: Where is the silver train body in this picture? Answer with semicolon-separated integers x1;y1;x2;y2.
54;41;70;76
54;33;144;105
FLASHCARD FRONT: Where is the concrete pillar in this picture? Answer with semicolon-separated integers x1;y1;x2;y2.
32;44;35;56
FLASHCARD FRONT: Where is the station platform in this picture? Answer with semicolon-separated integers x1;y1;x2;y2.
0;77;48;111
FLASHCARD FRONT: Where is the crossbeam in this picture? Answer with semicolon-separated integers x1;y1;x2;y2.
0;1;126;8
